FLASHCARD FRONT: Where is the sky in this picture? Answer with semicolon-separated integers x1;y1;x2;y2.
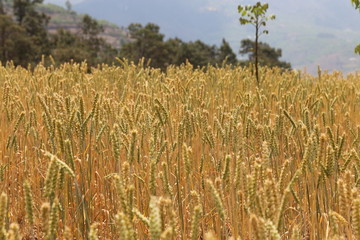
46;0;85;4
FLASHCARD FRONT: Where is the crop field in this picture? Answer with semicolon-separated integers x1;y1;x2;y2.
0;60;360;239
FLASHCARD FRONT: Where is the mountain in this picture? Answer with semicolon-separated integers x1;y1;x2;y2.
46;0;360;73
34;2;131;49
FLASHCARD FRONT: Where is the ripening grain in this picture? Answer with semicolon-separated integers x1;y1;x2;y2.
0;60;360;239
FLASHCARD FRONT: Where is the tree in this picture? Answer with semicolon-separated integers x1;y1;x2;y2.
119;23;238;69
0;14;36;66
51;15;117;66
0;0;4;14
218;38;237;65
81;14;103;38
164;37;185;66
51;28;89;63
240;39;291;69
352;0;360;8
13;0;50;61
238;2;275;85
351;0;360;54
13;0;45;25
119;23;170;69
180;40;218;67
65;0;72;12
80;14;107;65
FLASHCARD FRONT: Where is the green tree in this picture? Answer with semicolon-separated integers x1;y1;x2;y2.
240;39;291;69
218;38;237;65
164;37;185;66
180;40;218;67
81;14;103;38
51;28;89;63
238;2;276;85
352;0;360;8
80;14;112;65
51;15;117;66
119;23;170;69
0;14;36;66
351;0;360;54
65;0;71;12
13;0;50;61
0;0;4;14
13;0;48;26
119;23;236;69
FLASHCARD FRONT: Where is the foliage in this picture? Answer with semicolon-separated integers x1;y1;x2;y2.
13;0;50;61
0;14;36;66
240;39;291;69
65;0;71;12
352;0;360;9
119;23;170;69
50;28;90;63
238;2;276;85
351;0;360;54
179;40;219;67
0;2;117;67
0;0;4;14
0;1;290;71
355;44;360;54
120;23;240;69
218;38;238;65
50;14;118;66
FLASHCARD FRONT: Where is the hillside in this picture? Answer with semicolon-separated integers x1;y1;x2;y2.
60;0;360;74
39;3;131;49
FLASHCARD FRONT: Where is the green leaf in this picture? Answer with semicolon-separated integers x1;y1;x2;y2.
352;0;360;9
355;44;360;54
238;1;276;37
240;18;249;25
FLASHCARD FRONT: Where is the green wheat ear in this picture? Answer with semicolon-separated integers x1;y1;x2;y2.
190;205;202;240
149;196;162;240
352;199;360;239
47;198;60;240
206;179;226;221
23;180;34;226
41;202;50;237
0;193;7;239
250;214;266;240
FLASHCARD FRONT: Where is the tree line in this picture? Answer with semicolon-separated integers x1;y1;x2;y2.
0;0;291;70
0;0;116;67
120;23;291;70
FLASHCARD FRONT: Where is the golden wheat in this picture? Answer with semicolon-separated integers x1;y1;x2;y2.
0;61;359;238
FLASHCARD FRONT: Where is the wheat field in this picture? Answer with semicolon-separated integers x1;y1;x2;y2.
0;59;360;239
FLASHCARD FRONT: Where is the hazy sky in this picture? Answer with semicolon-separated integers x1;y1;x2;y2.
45;0;85;5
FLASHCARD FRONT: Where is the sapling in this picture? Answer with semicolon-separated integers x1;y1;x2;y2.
238;2;276;85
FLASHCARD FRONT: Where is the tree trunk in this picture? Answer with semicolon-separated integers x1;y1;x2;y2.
255;22;259;86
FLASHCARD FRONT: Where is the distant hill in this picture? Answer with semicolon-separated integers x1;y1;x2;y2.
54;0;360;74
39;3;131;49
